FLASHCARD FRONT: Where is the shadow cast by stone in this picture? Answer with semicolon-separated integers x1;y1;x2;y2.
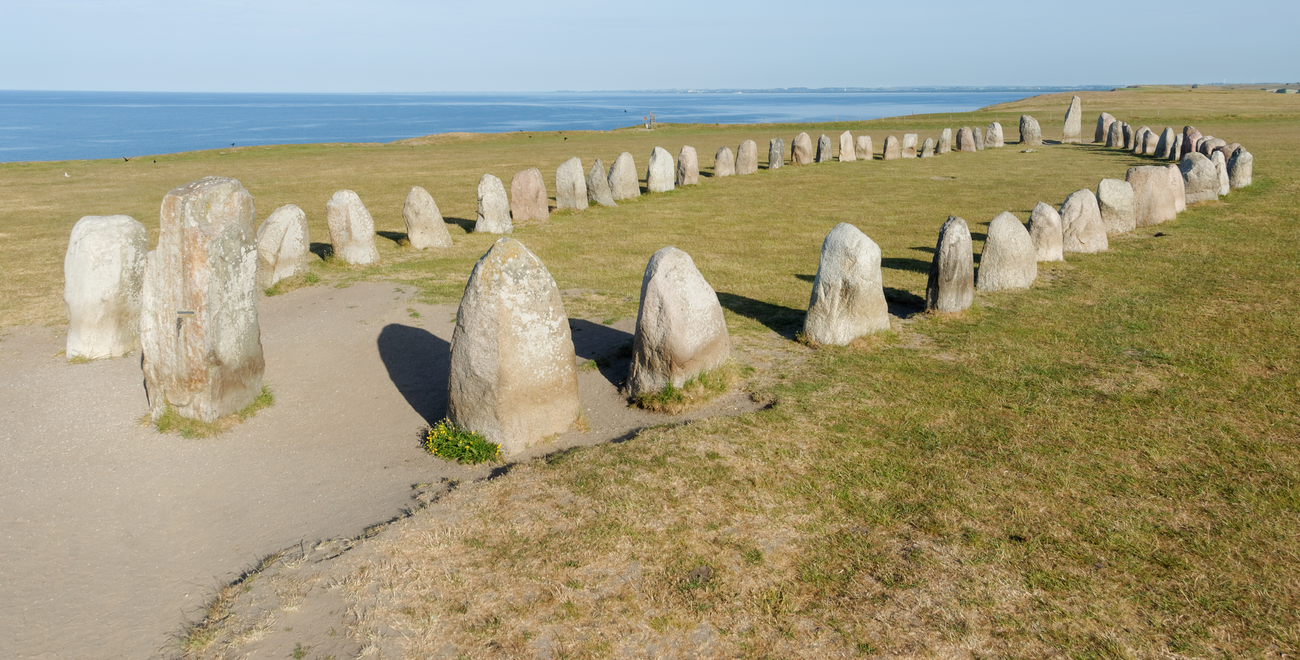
444;217;476;234
377;323;451;425
884;287;926;319
880;257;931;275
376;230;407;246
794;273;815;283
568;319;634;388
715;292;804;340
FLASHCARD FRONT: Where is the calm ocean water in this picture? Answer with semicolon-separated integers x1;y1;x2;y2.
0;89;1068;163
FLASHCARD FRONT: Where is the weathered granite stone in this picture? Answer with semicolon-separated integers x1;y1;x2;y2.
838;131;856;162
883;136;901;160
957;127;976;152
140;176;264;422
769;138;784;169
1181;126;1202;158
1059;189;1109;253
257;204;310;288
608;152;641;200
855;135;872;160
791;132;814;165
1095;112;1116;143
1096;179;1136;234
1125;166;1178;227
447;238;579;456
974;126;986;150
1063;95;1083;143
403;189;452;250
937;128;953;154
674;148;699;187
1180;152;1220;203
1228;149;1253;188
646;147;674;193
1020;115;1042;145
804;223;890;344
65;215;147;360
714;146;735;177
1212;151;1230;196
627;246;730;396
475;174;513;234
1199;137;1227;157
1131;127;1150;154
1171;134;1184;161
587;159;618;206
816;134;833;162
1106;121;1125;147
1220;142;1242;160
1143;129;1160;155
1155;127;1176;159
509;168;549;222
986;122;1005;148
1123;124;1135;149
1028;202;1064;262
926;216;974;313
326;190;379;264
977;212;1037;291
901;133;918;158
921;138;935;158
555;157;588;211
1168;165;1187;213
736;139;759;174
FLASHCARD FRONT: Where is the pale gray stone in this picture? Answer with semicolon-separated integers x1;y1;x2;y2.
937;128;953;154
647;147;675;193
736;140;759;174
475;174;513;234
325;190;379;264
1095;112;1116;143
977;212;1037;292
1181;127;1202;158
403;189;452;250
1171;134;1184;161
1106;121;1125;147
804;223;890;344
1143;129;1159;155
257;204;310;288
1212;151;1230;196
140;177;263;423
986;122;1005;148
447;238;579;456
1123;124;1135;149
1063;95;1083;143
555;157;588;211
791;132;814;165
627;246;730;396
509;168;549;222
769;138;784;169
675;147;699;186
901;133;918;158
816;134;833;162
64;215;147;360
921;138;935;158
1169;165;1187;213
587;159;618;206
1028;202;1064;262
1020;115;1042;145
1132;127;1151;154
1096;179;1136;234
883;136;901;160
1228;149;1253;188
714;146;735;178
1199;137;1227;157
855;135;872;160
974;126;985;150
1179;152;1220;204
1125;166;1179;227
1059;189;1109;254
957;127;976;152
838;131;856;162
1155;127;1176;159
926;216;974;313
608;152;641;200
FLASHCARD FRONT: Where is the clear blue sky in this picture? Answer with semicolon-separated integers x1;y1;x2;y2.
4;0;1296;92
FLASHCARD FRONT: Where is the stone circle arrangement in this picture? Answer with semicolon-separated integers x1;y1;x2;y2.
61;94;1254;455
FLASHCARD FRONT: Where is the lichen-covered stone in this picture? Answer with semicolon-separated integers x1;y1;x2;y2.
65;215;147;360
816;134;833;162
1179;152;1220;204
1125;166;1178;227
769;138;785;169
646;147;675;193
555;157;588;211
804;223;890;344
509;168;549;222
736;140;759;175
1020;115;1042;145
1062;95;1083;143
926;216;974;313
977;212;1037;291
986;122;1005;148
1028;202;1064;262
587;159;618;206
1059;189;1109;253
475;174;512;234
1096;179;1136;234
714;146;735;177
325;190;379;264
627;247;730;396
257;204;311;288
675;148;699;186
1228;149;1253;188
608;152;641;200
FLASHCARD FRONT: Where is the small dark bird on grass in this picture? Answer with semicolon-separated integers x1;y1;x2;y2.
122;157;129;162
564;137;567;140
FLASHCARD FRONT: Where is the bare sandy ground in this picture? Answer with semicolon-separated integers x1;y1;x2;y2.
0;282;760;660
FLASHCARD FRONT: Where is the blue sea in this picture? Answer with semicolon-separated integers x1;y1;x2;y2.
0;89;1089;163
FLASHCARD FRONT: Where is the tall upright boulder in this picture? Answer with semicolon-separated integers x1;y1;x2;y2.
608;152;641;200
1062;95;1083;143
815;134;834;162
957;127;976;152
977;212;1037;292
714;146;735;177
1106;121;1125;148
883;136;902;160
325;190;379;264
403;188;452;250
1095;112;1116;143
1132;127;1151;154
1155;127;1176;159
1168;165;1187;213
675;147;699;186
937;128;953;154
855;135;872;160
838;132;856;162
926;216;974;314
1020;115;1042;145
921;138;935;158
1028;202;1064;262
1179;152;1220;203
1059;189;1109;254
736;139;759;174
1125;166;1178;227
555;157;588;211
974;126;985;150
627;247;730;397
1171;134;1184;161
769;138;785;169
509;168;549;222
647;147;674;193
1096;179;1136;234
791;132;814;165
475;174;512;234
140;177;264;422
986;122;1005;148
447;238;579;456
64;215;147;360
1211;151;1230;196
1143;129;1160;155
1181;126;1202;158
803;223;890;345
1123;124;1135;149
256;204;309;289
901;133;919;158
1228;149;1253;188
587;159;618;206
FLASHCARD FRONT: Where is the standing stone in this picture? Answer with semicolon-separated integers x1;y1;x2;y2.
974;126;985;150
555;158;588;212
937;128;953;154
921;138;935;158
1096;179;1136;234
769;138;785;169
587;159;618;206
1180;153;1220;203
1123;124;1135;149
65;215;147;360
804;223;890;345
325;190;379;264
855;135;872;160
1143;130;1160;155
1155;127;1175;159
1199;137;1227;157
791;132;814;165
956;127;976;152
675;147;699;187
986;122;1005;148
1020;115;1042;145
1211;151;1230;196
1171;134;1184;161
447;238;579;456
901;133;919;158
475;174;512;234
1126;166;1178;227
1228;149;1253;188
1028;202;1064;262
1095;112;1117;143
627;247;730;397
977;212;1037;292
838;131;856;162
816;134;834;162
1131;127;1150;154
1219;143;1242;161
1062;95;1083;143
714;146;736;177
140;177;264;423
403;189;452;250
646;147;674;193
509;168;549;222
1059;189;1109;254
1168;165;1187;213
926;216;974;313
608;152;641;200
1106;121;1125;148
257;205;310;288
883;136;902;160
1181;126;1202;158
736;140;759;174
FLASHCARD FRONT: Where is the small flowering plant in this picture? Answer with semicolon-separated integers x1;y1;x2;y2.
423;419;502;464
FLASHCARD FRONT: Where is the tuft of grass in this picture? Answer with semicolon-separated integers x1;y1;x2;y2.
423;418;501;464
633;362;738;414
263;271;319;297
153;385;274;438
67;354;92;364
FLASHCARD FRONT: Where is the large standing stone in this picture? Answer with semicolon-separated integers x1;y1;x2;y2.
509;168;549;222
403;189;452;250
974;126;986;150
646;147;674;193
257;204;310;288
1096;179;1136;234
1106;121;1125;147
816;134;833;162
1123;124;1135;149
1143;129;1160;155
325;190;379;264
926;216;974;313
608;152;641;200
736;140;759;174
804;223;890;344
901;133;919;158
555;157;588;211
1171;134;1184;161
447;238;579;456
977;212;1037;292
1028;202;1064;262
956;127;976;152
1181;126;1202;158
1212;151;1230;196
937;128;953;154
675;147;699;187
1199;137;1227;157
791;132;814;165
475;174;513;234
627;247;730;396
1155;127;1176;159
838;132;856;162
140;176;264;423
883;136;902;160
1059;189;1109;254
65;215;147;360
714;146;735;177
1168;165;1187;213
986;122;1005;148
921;138;935;158
1125;166;1178;227
769;138;785;169
1095;112;1116;143
1131;127;1150;154
1228;149;1253;188
1180;152;1220;203
1062;95;1083;143
587;159;618;206
855;135;872;160
1020;115;1042;145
